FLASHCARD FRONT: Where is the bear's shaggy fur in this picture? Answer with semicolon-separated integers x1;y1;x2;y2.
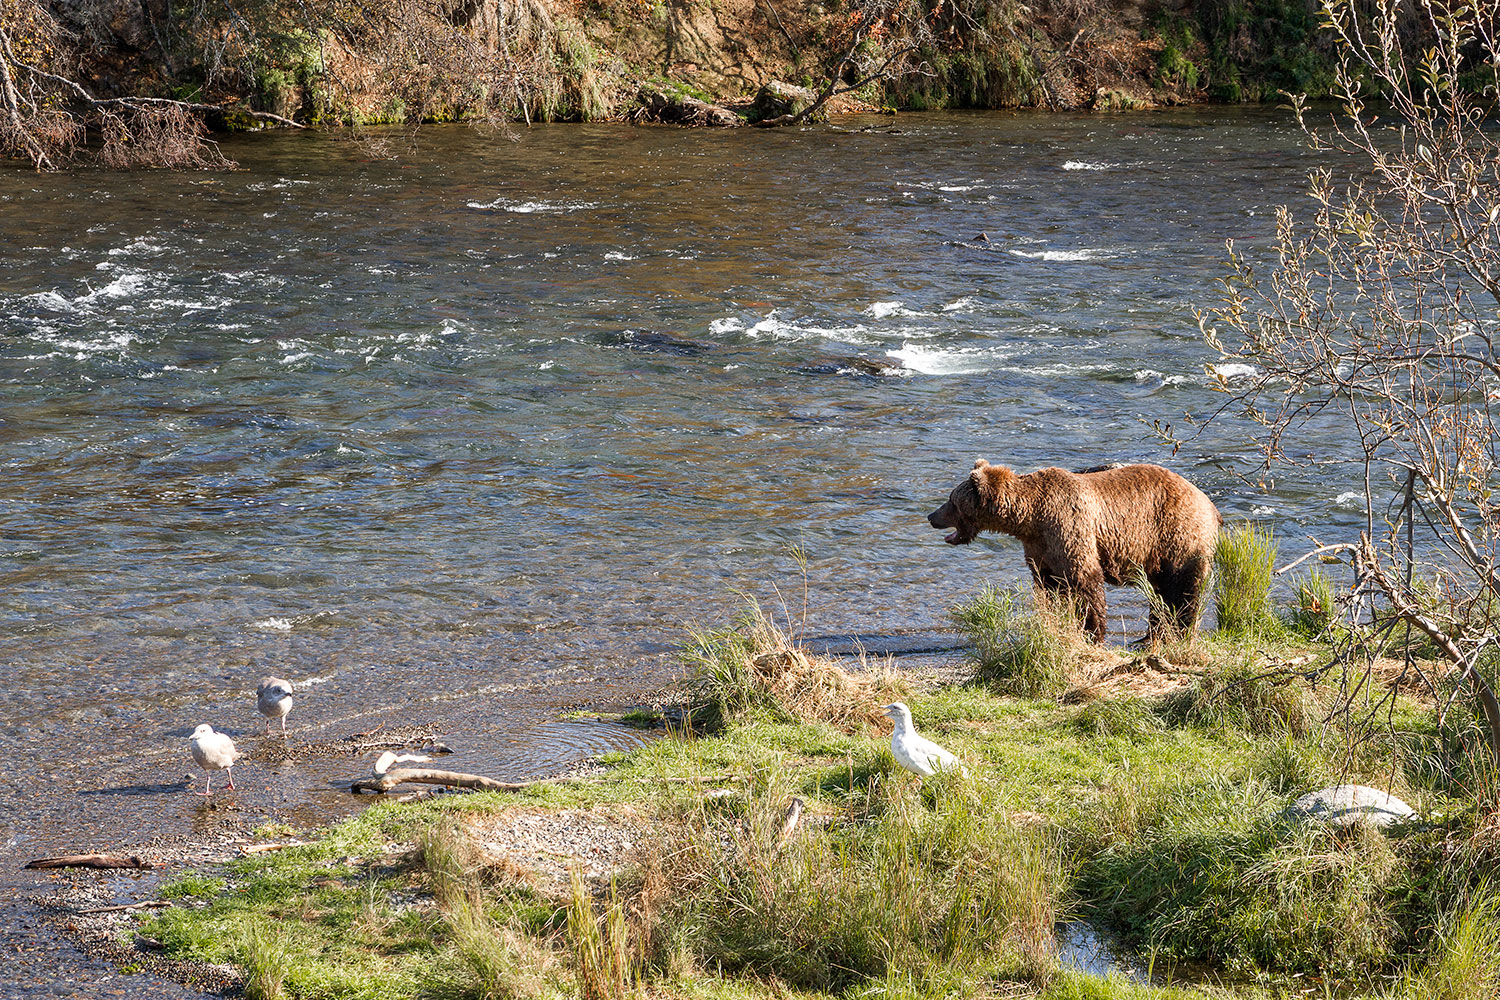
928;460;1222;642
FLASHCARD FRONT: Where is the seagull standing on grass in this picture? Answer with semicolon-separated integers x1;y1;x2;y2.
884;702;962;778
189;724;242;795
256;676;294;735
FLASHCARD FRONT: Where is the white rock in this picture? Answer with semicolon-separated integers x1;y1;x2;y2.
1287;784;1415;828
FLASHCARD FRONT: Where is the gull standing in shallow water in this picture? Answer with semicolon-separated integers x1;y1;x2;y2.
884;702;962;778
256;676;294;735
189;724;242;795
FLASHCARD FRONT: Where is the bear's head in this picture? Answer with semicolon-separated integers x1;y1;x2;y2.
927;459;1017;544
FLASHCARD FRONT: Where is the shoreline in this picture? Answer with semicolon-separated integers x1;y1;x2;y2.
37;590;1482;1000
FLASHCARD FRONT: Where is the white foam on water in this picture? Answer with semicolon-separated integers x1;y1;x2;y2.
37;329;138;357
538;360;555;370
865;300;906;319
298;672;336;687
252;617;295;631
708;317;745;335
746;311;871;344
1063;160;1116;171
466;196;600;213
604;251;639;261
147;296;231;313
1208;362;1258;380
106;237;168;257
1334;491;1363;508
941;296;981;313
20;272;157;316
1007;248;1115;262
1251;506;1277;516
886;343;992;375
280;351;315;365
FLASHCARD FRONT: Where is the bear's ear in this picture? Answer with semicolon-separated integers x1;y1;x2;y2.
972;457;990;470
970;463;1014;502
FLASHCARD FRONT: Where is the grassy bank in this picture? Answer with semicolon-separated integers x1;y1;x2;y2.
129;557;1500;1000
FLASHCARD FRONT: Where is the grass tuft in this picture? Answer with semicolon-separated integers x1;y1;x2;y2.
240;921;292;1000
1073;697;1165;741
1288;567;1337;638
1159;662;1322;737
440;894;552;1000
1215;523;1279;637
951;584;1082;698
683;597;903;732
567;870;634;1000
1397;888;1500;1000
1078;818;1402;978
652;769;1060;992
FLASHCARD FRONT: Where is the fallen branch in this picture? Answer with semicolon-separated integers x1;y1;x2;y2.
352;764;748;795
352;767;532;794
15;60;305;129
25;854;156;870
75;900;171;915
241;841;312;854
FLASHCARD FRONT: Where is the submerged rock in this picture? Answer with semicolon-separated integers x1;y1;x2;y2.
796;355;906;377
612;330;714;357
1286;784;1416;828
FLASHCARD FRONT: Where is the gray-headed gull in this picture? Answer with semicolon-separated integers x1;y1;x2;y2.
884;702;961;778
189;724;242;795
256;677;294;735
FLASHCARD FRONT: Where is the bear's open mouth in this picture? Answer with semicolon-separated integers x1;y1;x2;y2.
944;528;972;545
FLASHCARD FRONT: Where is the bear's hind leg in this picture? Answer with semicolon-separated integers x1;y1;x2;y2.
1072;567;1108;644
1150;564;1208;640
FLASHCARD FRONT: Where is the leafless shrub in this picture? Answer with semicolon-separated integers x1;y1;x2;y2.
1200;0;1500;775
95;104;233;169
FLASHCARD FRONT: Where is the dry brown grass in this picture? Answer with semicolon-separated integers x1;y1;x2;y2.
684;599;908;732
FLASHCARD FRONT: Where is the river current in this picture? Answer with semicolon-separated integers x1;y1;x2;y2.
0;109;1364;994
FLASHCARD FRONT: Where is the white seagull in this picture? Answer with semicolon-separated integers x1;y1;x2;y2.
256;676;294;735
189;724;242;795
884;702;962;778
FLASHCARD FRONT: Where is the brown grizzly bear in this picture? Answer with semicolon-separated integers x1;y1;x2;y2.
928;460;1222;642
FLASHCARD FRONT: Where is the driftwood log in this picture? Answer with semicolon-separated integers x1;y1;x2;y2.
352;768;533;794
75;900;171;914
241;841;312;854
629;86;743;127
25;854;156;870
351;760;748;795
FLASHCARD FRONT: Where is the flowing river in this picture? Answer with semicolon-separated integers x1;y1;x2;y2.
0;108;1364;994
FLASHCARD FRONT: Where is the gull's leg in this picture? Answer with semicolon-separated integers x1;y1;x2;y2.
198;774;213;796
225;766;235;790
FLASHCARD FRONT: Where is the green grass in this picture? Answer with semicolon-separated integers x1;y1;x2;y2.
950;583;1081;697
1215;523;1278;637
135;593;1497;1000
1287;567;1337;638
